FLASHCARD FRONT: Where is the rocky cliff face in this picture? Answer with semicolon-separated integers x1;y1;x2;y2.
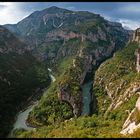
93;28;140;136
120;90;140;135
135;47;140;73
129;28;140;73
131;28;140;42
58;83;82;116
119;29;140;135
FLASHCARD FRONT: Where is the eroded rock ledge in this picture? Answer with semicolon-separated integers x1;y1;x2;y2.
120;91;140;135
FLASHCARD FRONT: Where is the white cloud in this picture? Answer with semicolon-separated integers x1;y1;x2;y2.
0;2;75;25
101;14;140;30
0;2;12;6
0;2;31;25
117;19;140;30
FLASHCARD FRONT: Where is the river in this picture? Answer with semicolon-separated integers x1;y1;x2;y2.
8;68;56;137
9;68;92;137
81;81;92;116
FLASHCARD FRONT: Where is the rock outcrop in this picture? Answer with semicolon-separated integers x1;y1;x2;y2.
131;28;140;43
135;47;140;73
105;82;140;115
92;27;140;137
58;84;82;116
120;91;140;135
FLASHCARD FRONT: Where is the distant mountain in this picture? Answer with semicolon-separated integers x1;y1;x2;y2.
4;6;100;35
4;6;131;63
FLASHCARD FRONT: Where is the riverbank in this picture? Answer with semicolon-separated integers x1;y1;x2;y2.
8;68;56;138
8;88;48;138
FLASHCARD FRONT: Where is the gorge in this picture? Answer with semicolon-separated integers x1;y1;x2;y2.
1;6;140;138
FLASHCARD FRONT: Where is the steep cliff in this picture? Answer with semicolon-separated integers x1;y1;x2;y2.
0;26;50;137
19;28;139;138
93;28;140;137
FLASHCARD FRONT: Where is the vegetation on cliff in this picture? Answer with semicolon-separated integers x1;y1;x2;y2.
14;40;140;138
0;27;51;137
26;81;73;127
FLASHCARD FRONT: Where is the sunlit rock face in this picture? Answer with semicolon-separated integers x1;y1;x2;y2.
135;48;140;73
120;92;140;135
131;28;140;43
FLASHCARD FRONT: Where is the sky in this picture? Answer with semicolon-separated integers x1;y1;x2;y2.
0;2;140;30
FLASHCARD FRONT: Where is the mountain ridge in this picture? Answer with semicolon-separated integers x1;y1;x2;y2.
4;6;131;65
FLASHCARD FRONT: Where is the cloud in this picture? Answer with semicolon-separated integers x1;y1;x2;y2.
0;5;6;9
0;2;31;25
117;19;140;30
0;2;75;25
0;2;77;25
101;15;140;30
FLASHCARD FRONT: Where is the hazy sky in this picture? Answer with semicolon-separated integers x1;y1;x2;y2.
0;2;140;30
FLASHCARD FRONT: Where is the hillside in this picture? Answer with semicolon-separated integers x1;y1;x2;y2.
13;29;140;138
0;26;51;137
